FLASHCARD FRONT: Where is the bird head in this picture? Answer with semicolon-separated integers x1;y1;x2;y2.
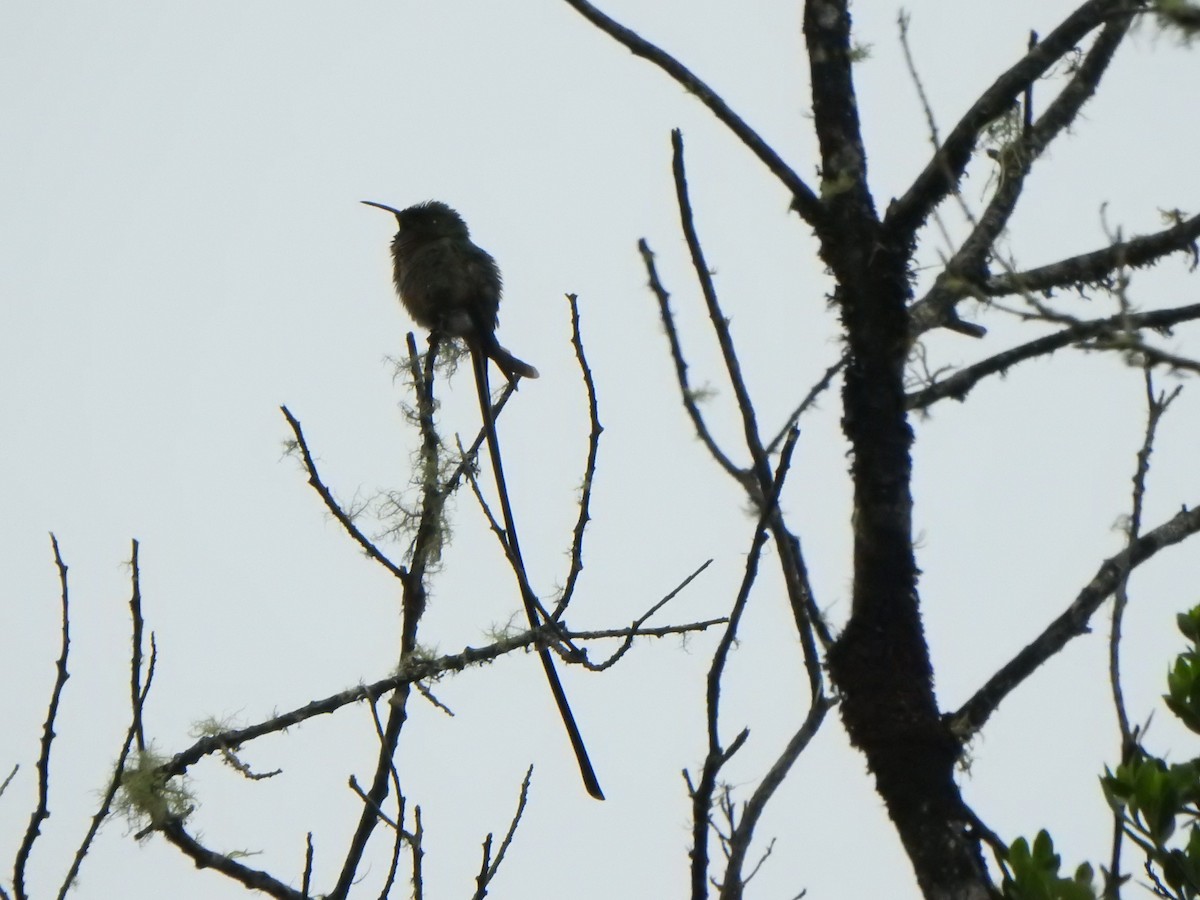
361;199;470;241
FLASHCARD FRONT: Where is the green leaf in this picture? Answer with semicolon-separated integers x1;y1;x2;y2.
1002;832;1097;900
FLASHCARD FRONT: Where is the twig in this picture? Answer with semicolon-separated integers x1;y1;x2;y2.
333;341;443;898
281;406;407;582
14;535;72;900
1087;334;1200;376
983;211;1200;299
672;129;775;501
0;765;17;799
348;777;400;832
690;428;801;896
719;694;832;899
158;617;710;781
129;538;147;751
558;293;604;618
572;618;729;646
457;443;557;627
764;355;847;456
410;806;425;900
366;691;405;832
379;801;406;900
59;554;158;900
1106;370;1182;885
586;559;715;670
673;131;830;684
471;766;533;900
638;238;747;484
302;834;314;899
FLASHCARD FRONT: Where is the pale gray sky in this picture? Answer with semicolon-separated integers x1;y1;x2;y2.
3;2;1199;898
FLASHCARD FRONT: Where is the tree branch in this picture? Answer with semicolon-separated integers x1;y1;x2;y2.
557;293;604;619
14;535;72;900
906;302;1200;410
885;0;1142;241
559;0;823;225
159;819;303;900
908;12;1135;336
951;501;1200;738
638;238;749;485
804;0;874;222
690;429;800;899
984;210;1200;298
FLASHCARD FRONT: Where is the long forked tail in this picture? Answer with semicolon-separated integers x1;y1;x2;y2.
469;348;603;800
480;332;539;381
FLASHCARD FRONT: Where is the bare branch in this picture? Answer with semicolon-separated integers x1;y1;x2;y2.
557;293;603;618
1105;370;1180;888
350;737;416;899
60;552;158;900
638;238;748;484
985;211;1200;300
951;501;1200;738
586;559;715;670
560;0;823;224
886;0;1142;240
159;615;708;783
301;834;314;900
332;341;444;898
575;617;728;646
764;354;846;456
348;776;400;832
691;428;801;897
332;705;405;897
914;208;1200;339
906;302;1200;410
471;766;533;900
672;129;778;501
159;819;303;900
0;766;17;800
719;695;832;899
281;406;407;582
908;12;1136;336
410;806;425;900
14;535;72;900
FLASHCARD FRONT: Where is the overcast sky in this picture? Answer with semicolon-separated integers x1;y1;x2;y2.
3;2;1199;898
